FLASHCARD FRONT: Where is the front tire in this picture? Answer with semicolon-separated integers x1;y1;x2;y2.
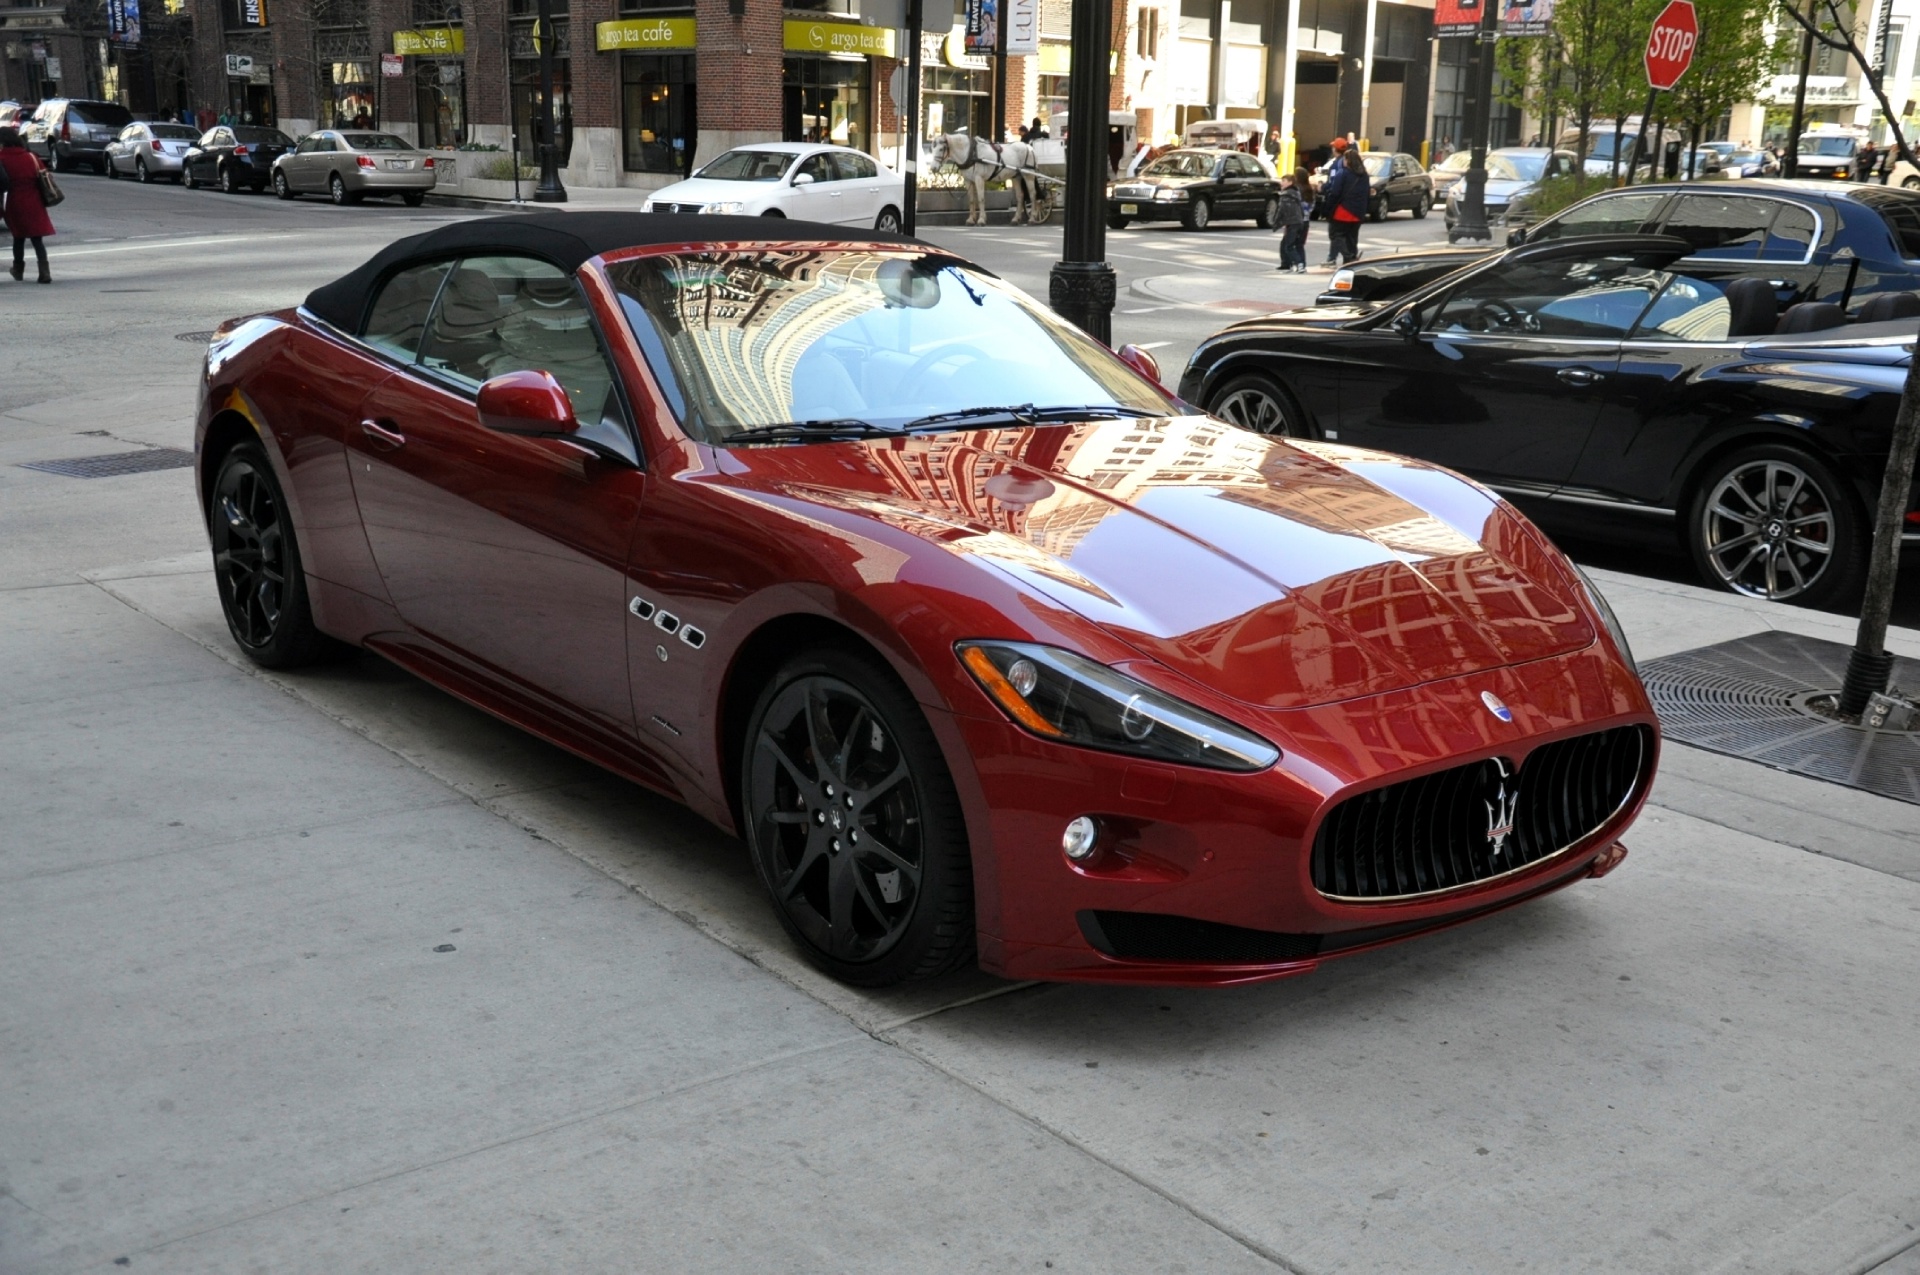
740;647;974;987
106;157;119;180
208;442;343;668
1106;212;1132;230
1413;192;1431;219
274;170;296;200
1904;176;1920;190
1369;195;1387;222
183;166;200;190
1686;444;1866;609
1181;197;1212;231
874;205;902;233
1256;195;1282;229
1208;373;1314;438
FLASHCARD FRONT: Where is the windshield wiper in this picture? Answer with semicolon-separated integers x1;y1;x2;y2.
721;419;900;445
899;404;1165;432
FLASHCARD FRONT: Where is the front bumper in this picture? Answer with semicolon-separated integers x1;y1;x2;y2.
1108;196;1190;222
958;641;1657;986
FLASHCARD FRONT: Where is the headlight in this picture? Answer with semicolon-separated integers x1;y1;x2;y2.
956;641;1280;772
641;200;656;213
1155;188;1187;201
701;201;747;214
1330;268;1354;293
1571;566;1638;676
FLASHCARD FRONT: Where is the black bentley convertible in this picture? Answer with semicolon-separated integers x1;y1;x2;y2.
1181;235;1920;608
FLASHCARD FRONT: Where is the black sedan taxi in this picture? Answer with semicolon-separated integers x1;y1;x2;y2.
183;124;296;193
1316;180;1920;316
1182;234;1920;609
1107;148;1282;231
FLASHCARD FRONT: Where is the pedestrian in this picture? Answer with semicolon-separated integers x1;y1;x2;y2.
0;126;55;284
1856;139;1877;181
1266;128;1283;160
1322;147;1368;267
196;102;214;132
1274;169;1309;272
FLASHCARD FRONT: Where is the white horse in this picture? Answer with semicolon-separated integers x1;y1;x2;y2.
926;133;1049;226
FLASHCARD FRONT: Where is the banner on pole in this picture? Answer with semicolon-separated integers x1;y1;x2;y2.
107;0;142;45
1433;0;1555;37
1005;0;1037;54
964;0;997;54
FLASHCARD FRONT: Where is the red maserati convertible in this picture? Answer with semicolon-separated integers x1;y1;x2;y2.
195;212;1657;987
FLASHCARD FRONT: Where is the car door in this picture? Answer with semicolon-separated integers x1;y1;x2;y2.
1334;247;1665;493
831;151;880;224
787;152;843;222
345;254;647;739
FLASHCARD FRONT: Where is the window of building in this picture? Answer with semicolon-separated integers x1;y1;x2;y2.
921;65;989;143
783;58;869;152
415;60;466;148
412;0;463;20
1430;39;1519;156
1136;8;1159;59
322;60;376;128
510;16;572;163
622;53;695;174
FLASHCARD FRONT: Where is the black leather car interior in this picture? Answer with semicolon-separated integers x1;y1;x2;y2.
1855;290;1920;322
1776;301;1847;333
1723;278;1778;337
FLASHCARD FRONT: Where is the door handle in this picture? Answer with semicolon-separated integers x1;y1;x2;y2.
1557;368;1603;387
360;418;406;451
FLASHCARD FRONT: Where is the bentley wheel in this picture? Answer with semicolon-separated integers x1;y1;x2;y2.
208;443;340;668
1182;198;1211;231
741;648;974;987
874;205;902;233
1687;445;1865;608
1209;374;1313;438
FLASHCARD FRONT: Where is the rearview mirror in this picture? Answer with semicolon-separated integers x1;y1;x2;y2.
792;172;815;187
1506;227;1527;246
477;370;578;436
1115;343;1162;385
1391;309;1421;339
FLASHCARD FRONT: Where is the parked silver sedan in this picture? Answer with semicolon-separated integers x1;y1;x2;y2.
271;131;438;206
105;121;203;184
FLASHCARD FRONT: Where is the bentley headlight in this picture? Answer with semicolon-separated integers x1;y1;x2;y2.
957;641;1280;771
701;201;747;214
1572;565;1638;676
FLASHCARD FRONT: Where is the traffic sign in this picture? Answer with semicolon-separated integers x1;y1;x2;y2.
1645;0;1698;91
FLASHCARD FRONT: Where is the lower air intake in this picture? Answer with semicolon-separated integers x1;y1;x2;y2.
1080;911;1323;964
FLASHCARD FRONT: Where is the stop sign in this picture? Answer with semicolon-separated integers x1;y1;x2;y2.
1645;0;1699;91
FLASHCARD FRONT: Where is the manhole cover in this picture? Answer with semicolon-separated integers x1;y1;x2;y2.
1642;630;1920;806
174;331;215;343
19;448;196;479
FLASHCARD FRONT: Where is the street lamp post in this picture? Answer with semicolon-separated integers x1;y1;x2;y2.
533;0;567;203
1048;0;1116;341
1447;0;1501;244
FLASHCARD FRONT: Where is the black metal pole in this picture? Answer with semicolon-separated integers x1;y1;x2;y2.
533;0;566;202
1447;0;1501;244
1785;0;1814;178
1048;0;1116;341
903;0;923;236
992;3;1008;144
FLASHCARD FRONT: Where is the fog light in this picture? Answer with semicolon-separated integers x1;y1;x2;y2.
1062;816;1099;861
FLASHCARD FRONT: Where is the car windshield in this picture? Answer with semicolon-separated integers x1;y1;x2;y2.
696;149;798;181
1850;187;1920;256
1799;136;1856;156
1491;153;1545;181
607;250;1178;444
1437;151;1473;173
1142;152;1215;177
1364;156;1392;178
235;127;294;145
150;124;200;139
1730;150;1766;164
343;132;410;150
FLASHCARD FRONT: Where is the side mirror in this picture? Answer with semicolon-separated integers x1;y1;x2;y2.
477;370;578;436
1391;309;1421;339
792;172;815;187
1115;343;1162;385
1506;227;1527;247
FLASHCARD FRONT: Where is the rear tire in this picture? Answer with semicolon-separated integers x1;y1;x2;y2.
137;157;153;184
1685;444;1866;609
1208;373;1315;438
207;442;346;669
874;205;902;233
218;164;238;194
1904;176;1920;190
329;173;350;206
740;647;975;987
1181;198;1212;231
402;191;425;207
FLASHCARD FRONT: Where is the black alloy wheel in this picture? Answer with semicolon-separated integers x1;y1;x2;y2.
741;648;974;987
874;205;902;233
1257;195;1281;229
219;163;238;194
1182;197;1212;231
1209;374;1314;438
1687;445;1865;608
208;443;340;668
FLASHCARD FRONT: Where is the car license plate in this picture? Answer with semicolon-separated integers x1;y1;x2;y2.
1120;203;1138;214
389;160;413;170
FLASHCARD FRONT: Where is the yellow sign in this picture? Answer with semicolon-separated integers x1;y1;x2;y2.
596;17;696;51
392;27;464;55
783;19;895;58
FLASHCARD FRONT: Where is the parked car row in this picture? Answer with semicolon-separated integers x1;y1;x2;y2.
16;99;438;206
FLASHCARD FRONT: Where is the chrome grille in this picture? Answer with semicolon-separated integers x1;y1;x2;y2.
650;202;704;214
1311;725;1650;900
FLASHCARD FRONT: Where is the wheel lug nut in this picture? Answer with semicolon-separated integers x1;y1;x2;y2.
830;838;842;853
844;794;854;808
849;830;859;844
814;811;826;824
823;782;836;797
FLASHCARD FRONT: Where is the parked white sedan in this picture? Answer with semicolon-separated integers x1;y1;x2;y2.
642;143;907;231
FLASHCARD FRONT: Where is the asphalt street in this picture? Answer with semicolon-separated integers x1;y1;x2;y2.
4;172;1919;1273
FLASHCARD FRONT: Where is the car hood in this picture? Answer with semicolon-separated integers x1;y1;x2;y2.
1452;177;1534;202
1117;174;1209;190
732;418;1595;709
647;176;787;204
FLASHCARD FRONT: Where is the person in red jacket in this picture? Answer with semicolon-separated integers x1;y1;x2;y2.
0;126;55;284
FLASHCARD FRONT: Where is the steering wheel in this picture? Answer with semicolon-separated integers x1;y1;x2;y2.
1472;298;1525;331
897;344;994;399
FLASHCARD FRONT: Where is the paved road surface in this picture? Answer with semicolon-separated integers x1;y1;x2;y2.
4;172;1918;1274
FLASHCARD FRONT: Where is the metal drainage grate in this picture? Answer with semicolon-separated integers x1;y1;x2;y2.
1641;630;1920;806
174;330;216;343
20;448;197;479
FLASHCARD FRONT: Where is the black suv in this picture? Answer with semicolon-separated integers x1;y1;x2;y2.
23;98;136;173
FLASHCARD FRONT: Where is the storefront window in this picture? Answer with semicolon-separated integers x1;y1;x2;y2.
783;58;868;152
1036;73;1068;122
323;60;376;128
415;61;466;148
922;66;989;144
511;59;572;163
623;53;694;174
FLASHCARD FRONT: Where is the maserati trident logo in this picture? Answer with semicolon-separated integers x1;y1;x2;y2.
1485;759;1518;857
1481;690;1514;722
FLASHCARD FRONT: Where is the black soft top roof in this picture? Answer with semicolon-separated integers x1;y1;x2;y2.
302;211;920;333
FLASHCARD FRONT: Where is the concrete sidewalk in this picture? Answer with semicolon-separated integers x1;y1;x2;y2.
4;373;1920;1273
